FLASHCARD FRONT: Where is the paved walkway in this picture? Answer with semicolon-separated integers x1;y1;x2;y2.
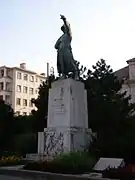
0;175;27;180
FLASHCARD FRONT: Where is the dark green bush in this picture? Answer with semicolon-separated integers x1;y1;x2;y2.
24;151;96;174
12;133;37;156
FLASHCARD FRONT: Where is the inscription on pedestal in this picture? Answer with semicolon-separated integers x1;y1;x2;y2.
52;87;65;114
52;98;65;114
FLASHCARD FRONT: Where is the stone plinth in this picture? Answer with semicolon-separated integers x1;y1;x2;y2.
38;132;44;154
43;127;92;157
38;78;92;157
47;78;88;128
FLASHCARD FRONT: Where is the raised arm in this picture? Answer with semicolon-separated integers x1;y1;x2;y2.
60;15;72;38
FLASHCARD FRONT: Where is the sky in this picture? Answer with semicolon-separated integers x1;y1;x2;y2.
0;0;135;74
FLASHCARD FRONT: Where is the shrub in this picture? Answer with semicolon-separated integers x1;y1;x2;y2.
0;155;24;166
24;151;97;174
12;133;37;156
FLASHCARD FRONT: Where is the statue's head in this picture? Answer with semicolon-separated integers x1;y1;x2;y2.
61;25;66;33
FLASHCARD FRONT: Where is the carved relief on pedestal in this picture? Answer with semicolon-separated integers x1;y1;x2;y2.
44;128;64;156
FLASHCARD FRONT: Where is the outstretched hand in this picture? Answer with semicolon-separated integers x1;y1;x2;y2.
60;14;66;20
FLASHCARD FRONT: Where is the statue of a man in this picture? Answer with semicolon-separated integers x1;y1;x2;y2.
54;15;78;79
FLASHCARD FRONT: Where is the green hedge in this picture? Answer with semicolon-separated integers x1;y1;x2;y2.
24;151;97;174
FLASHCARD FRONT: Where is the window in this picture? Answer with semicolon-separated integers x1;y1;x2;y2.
23;74;28;81
29;87;34;95
16;98;21;105
17;72;21;79
17;85;21;92
0;95;3;100
35;89;38;94
40;79;43;83
6;82;11;92
29;100;33;107
23;99;27;106
23;112;27;115
30;75;34;82
0;82;4;91
0;69;4;77
23;86;28;93
35;77;38;82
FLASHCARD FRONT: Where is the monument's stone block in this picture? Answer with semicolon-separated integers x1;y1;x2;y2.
40;78;92;157
47;78;88;128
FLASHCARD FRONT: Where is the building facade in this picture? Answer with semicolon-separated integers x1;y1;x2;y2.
0;63;46;115
115;58;135;103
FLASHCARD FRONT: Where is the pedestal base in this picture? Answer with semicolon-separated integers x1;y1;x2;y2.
43;127;92;157
37;79;92;157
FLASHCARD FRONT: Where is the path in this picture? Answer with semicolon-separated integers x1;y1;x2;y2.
0;175;28;180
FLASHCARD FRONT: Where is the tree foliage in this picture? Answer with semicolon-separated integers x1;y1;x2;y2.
0;100;14;151
31;75;55;132
13;115;35;133
85;59;134;131
85;59;135;159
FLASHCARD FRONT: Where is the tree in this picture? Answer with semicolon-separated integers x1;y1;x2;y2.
31;75;55;132
0;100;14;151
13;115;35;134
85;59;134;130
85;59;135;158
12;115;38;155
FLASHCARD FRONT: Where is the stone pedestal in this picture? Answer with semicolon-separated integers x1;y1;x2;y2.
47;78;88;128
40;78;92;157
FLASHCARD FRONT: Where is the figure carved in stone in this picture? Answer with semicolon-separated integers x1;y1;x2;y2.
54;15;79;79
44;130;64;157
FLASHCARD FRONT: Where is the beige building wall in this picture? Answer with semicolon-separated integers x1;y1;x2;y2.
0;63;46;115
116;58;135;104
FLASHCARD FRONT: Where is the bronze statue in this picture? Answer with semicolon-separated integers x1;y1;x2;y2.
54;15;78;79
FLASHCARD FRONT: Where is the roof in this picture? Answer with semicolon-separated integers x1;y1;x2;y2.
114;66;129;81
0;65;46;78
93;158;125;171
12;66;37;75
127;58;135;63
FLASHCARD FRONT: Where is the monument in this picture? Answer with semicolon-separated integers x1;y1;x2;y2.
37;15;92;158
54;14;79;79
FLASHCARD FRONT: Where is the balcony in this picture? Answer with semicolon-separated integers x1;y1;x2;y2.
5;95;12;105
0;68;12;80
0;82;12;95
0;77;12;83
0;95;12;105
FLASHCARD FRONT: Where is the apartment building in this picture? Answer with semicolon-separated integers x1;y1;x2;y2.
0;63;46;115
115;58;135;103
